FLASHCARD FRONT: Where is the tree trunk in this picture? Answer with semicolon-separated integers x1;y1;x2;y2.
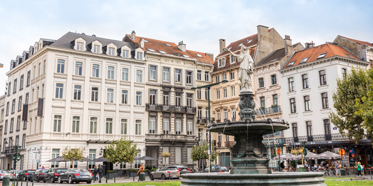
120;163;122;177
72;159;75;169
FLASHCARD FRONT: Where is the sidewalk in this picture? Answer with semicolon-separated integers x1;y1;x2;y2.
90;176;180;184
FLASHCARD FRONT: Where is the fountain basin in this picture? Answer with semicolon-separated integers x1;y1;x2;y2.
181;172;326;186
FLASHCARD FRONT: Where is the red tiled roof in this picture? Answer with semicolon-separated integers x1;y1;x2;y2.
283;43;360;69
124;34;213;64
341;36;373;47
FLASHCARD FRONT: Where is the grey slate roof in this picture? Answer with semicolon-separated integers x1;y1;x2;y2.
51;32;135;53
255;48;286;67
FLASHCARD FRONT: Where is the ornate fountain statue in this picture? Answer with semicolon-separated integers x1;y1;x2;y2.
181;45;326;186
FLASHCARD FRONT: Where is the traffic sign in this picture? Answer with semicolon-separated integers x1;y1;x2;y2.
276;148;281;155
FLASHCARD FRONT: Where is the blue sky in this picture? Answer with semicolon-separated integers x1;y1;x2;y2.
0;0;372;94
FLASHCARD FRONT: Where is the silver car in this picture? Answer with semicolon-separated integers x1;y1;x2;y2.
150;166;180;180
0;170;13;180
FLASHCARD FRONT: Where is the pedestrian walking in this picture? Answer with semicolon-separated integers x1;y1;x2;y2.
137;163;144;181
93;165;98;181
98;164;104;183
335;162;341;177
356;162;362;176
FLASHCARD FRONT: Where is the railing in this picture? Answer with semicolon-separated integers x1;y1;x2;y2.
256;106;282;115
325;134;332;140
307;136;313;142
145;104;196;114
197;117;208;124
1;146;17;154
225;141;236;148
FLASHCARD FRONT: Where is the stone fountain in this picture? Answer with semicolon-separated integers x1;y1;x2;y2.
181;46;326;185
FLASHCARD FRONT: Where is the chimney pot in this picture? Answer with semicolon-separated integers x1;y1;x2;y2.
219;39;226;54
131;31;136;40
178;41;186;52
285;35;291;40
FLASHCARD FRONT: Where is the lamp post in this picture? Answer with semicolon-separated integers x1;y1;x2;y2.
192;79;228;173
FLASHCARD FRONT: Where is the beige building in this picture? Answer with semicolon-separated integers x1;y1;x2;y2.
211;25;284;167
253;35;303;165
333;35;373;68
0;95;5;168
124;32;214;168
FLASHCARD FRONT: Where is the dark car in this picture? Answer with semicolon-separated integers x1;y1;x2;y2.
58;169;92;184
173;165;192;174
43;168;67;183
34;169;49;182
18;170;36;181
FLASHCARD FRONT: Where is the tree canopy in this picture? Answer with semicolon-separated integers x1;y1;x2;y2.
191;143;217;163
104;138;137;176
62;147;84;168
329;68;371;144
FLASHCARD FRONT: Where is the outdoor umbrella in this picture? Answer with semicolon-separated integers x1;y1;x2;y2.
92;157;108;162
317;151;341;159
46;156;67;162
79;157;93;162
273;153;297;160
305;152;318;160
134;156;157;161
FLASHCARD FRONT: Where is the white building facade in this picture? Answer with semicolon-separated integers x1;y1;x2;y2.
2;32;147;170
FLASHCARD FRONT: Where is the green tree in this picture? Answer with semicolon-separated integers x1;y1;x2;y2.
354;69;373;144
329;68;371;144
62;147;84;168
161;152;171;166
191;143;217;171
104;138;137;177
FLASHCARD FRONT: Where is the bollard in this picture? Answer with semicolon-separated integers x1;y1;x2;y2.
16;176;19;186
20;177;23;186
114;174;116;183
133;175;134;182
32;176;34;186
3;176;10;186
26;177;28;186
106;174;107;183
13;177;15;186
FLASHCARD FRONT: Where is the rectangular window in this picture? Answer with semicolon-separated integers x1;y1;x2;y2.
230;71;234;80
273;94;278;106
175;119;181;134
259;78;264;88
121;119;127;134
136;70;142;83
205;72;209;81
149;90;156;105
288;77;294;92
90;117;97;134
18;96;22;112
223;88;227;98
304;96;310;111
136;92;142;105
216;90;220;99
205;88;208;100
217;110;221;120
231;55;236;63
342;68;347;78
55;84;63;99
6;102;9;116
224;109;228;119
38;63;41;76
16;115;21;131
197;89;201;99
215;75;220;83
292;123;298;138
197;70;201;80
306;121;312;137
92;64;100;78
321;92;329;109
74;85;82;100
8;82;11;95
51;149;60;168
135;120;141;135
260;96;265;108
22;134;26;149
106;118;113;134
319;70;327;85
10;118;14;133
232;109;236;119
302;74;308;89
27;71;31;86
324;119;331;135
20;75;24;90
4;120;7;134
136;52;143;60
122;50;129;58
77;42;84;50
186;119;193;135
175;69;181;83
222;73;227;80
94;45;100;53
163;118;170;134
72;116;80;133
122;68;129;81
25;93;29;104
187;94;193;107
290;98;296;113
187;148;193;164
57;60;65;73
271;74;277;85
150;66;156;80
88;149;96;169
120;90;128;104
175;93;181;106
107;66;114;79
75;62;82;75
175;147;181;164
13;79;17;94
108;47;115;55
107;89;114;103
54;115;61;132
91;87;98;102
43;60;46;74
34;66;36;78
11;99;15;113
149;117;156;134
163;68;169;82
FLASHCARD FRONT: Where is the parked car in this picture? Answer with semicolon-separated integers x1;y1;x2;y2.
18;169;36;181
43;168;67;183
58;169;92;184
203;165;228;173
0;170;13;180
150;166;180;180
173;165;192;174
34;169;49;182
8;170;22;180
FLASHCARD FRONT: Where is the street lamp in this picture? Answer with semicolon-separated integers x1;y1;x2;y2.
192;79;228;173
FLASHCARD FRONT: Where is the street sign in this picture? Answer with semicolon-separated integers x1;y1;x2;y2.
12;153;21;161
333;127;338;130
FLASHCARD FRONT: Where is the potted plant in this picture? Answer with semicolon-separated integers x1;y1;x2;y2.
107;170;116;179
129;169;138;177
144;169;149;176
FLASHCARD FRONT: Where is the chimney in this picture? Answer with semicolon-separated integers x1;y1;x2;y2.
219;39;226;53
284;35;293;55
131;30;136;40
257;25;269;42
139;38;145;48
178;41;186;52
310;41;315;48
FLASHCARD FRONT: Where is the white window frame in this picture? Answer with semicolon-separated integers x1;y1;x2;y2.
121;119;127;134
92;64;100;78
135;120;141;135
122;68;129;81
90;117;97;133
121;90;128;104
136;70;143;83
136;92;142;105
107;89;114;103
75;62;83;76
73;85;82;100
107;66;115;79
55;84;64;99
72;116;80;133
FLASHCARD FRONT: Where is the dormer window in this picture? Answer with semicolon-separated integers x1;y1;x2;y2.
108;47;115;56
247;39;252;43
147;48;155;52
159;50;166;54
183;54;190;58
165;43;172;46
196;53;202;57
137;52;143;60
218;58;226;68
122;50;129;58
93;45;100;53
317;53;327;59
77;42;84;51
144;39;149;43
300;58;308;63
288;61;295;66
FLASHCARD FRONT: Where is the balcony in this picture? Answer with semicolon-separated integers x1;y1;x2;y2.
145;104;196;114
197;117;208;124
145;133;195;142
225;141;236;148
256;106;282;116
1;146;20;155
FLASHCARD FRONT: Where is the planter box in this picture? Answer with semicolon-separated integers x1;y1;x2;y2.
130;172;137;177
